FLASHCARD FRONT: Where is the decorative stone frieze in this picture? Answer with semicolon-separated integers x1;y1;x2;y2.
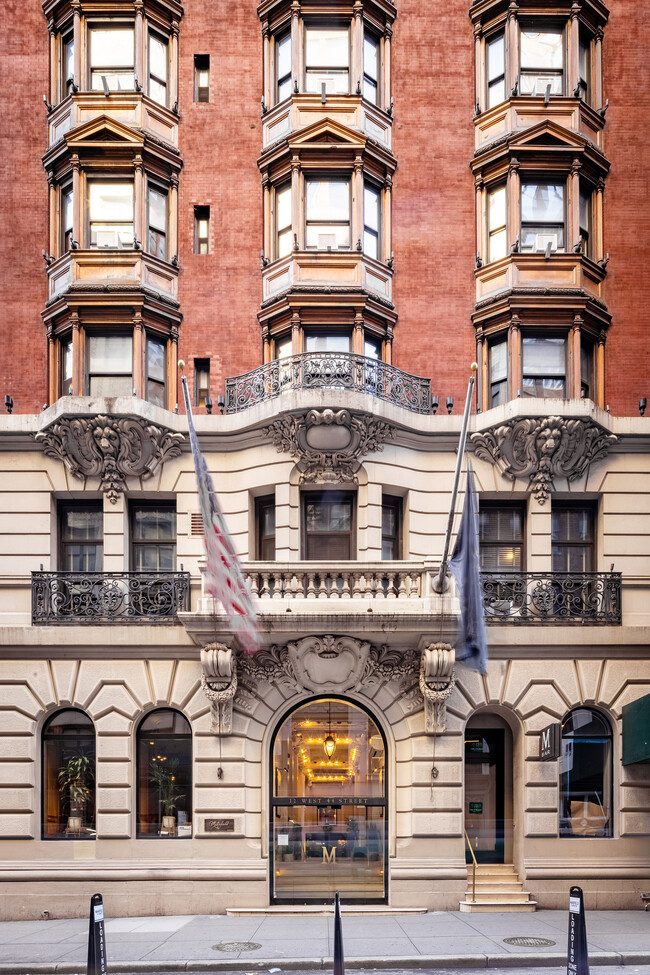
471;416;617;504
200;644;237;735
267;409;394;483
420;643;456;735
35;414;185;503
237;635;419;696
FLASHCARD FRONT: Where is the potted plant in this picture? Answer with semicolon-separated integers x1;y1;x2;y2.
58;749;94;833
149;759;184;834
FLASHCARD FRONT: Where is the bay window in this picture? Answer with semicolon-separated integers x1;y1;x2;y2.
363;31;379;104
87;333;133;397
489;338;508;407
488;185;507;263
89;26;135;92
579;185;591;258
89;181;134;249
62;33;74;100
305;178;350;250
305;28;349;94
61;185;73;254
520;182;564;253
276;32;292;102
363;182;380;259
486;32;505;108
276;183;292;258
61;337;73;396
148;30;168;106
522;336;566;398
147;185;168;260
519;26;564;96
146;335;166;407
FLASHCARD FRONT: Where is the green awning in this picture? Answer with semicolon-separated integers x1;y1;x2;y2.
622;693;650;765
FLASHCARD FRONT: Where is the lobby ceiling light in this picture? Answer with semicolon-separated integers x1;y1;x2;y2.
323;700;336;759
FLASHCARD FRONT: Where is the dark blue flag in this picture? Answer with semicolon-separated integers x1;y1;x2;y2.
449;463;488;674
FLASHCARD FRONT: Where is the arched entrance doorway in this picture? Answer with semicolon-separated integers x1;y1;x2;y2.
270;697;387;904
464;713;514;864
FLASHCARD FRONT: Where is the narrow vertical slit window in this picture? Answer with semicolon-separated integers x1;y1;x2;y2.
579;184;591;258
147;185;168;260
580;338;594;400
148;31;168;106
488;185;507;262
276;33;292;102
194;206;209;254
382;495;402;560
194;55;210;102
489;338;508;407
363;183;380;259
194;358;210;407
276;184;292;259
578;32;591;103
146;335;166;407
363;30;379;104
486;32;505;107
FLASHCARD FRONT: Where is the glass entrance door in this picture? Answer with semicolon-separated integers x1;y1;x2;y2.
464;729;505;863
271;698;387;903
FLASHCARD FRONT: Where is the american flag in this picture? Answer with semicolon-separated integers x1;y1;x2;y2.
181;375;260;655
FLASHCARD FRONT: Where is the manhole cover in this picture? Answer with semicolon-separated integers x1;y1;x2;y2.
213;942;262;953
503;937;556;947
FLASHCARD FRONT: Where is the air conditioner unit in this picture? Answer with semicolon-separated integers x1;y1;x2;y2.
534;77;552;95
95;229;119;248
535;233;558;252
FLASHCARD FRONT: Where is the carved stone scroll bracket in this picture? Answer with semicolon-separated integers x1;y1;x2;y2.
420;643;456;735
200;643;237;736
267;409;394;484
471;416;617;505
35;414;185;503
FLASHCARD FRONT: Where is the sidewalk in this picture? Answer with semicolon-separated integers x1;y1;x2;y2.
0;909;648;973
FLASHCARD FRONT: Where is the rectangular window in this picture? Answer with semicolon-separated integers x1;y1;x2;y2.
305;27;349;94
364;336;381;359
489;338;508;407
61;185;73;254
382;495;402;560
194;206;209;254
520;26;564;96
87;333;133;396
305;179;350;250
579;185;591;257
194;358;210;407
578;32;591;103
62;32;74;99
304;332;351;353
256;495;276;560
89;181;133;249
59;502;103;572
363;31;379;104
552;504;594;572
276;33;292;102
61;337;73;395
276;183;292;258
522;336;566;398
363;182;380;259
479;504;525;571
520;182;564;253
148;30;168;106
147;185;168;260
131;503;176;571
89;26;135;92
146;335;166;407
194;55;210;102
580;338;594;400
275;335;293;359
303;491;355;560
487;32;505;108
488;185;507;262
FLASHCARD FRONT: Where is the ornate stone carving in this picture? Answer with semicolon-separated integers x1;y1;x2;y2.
35;415;184;503
237;635;419;696
200;644;237;735
267;409;394;483
471;416;617;505
420;643;456;735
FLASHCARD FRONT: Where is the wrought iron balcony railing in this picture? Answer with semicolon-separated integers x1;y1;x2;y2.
32;571;191;625
481;571;622;625
225;352;432;415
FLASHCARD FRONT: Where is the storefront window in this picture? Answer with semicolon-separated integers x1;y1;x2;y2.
137;710;192;838
42;710;95;839
560;708;612;837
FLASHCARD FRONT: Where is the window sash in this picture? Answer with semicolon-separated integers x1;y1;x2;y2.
146;336;166;406
194;206;209;254
479;505;524;571
62;33;75;98
488;185;507;262
363;32;379;104
148;31;168;106
256;496;276;560
89;182;134;249
305;27;349;94
194;55;210;102
305;179;350;249
382;496;402;560
276;32;292;102
520;27;564;95
147;186;168;260
303;492;355;560
89;27;135;91
363;183;380;259
131;504;176;571
62;186;73;253
59;504;103;572
276;184;292;258
520;183;565;253
487;33;505;108
87;334;133;396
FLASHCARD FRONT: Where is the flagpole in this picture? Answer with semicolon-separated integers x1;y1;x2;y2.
432;364;478;594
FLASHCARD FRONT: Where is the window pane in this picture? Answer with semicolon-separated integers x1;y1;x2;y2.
43;715;96;839
64;36;74;83
363;230;378;259
521;184;563;223
89;376;132;396
276;336;292;359
149;78;167;105
149;188;167;232
306;224;350;249
63;508;103;540
304;333;351;353
306;181;349;221
306;29;349;67
137;710;191;838
90;28;134;67
147;337;165;383
364;337;381;359
521;30;563;69
490;339;507;384
90;183;133;222
63;189;73;231
489;228;507;262
363;78;378;103
488;78;506;108
487;34;504;81
88;335;132;373
278;76;292;100
579;189;590;232
277;33;291;79
62;339;73;391
277;185;291;230
133;506;175;541
149;33;167;79
522;336;565;375
489;186;506;231
364;34;378;81
364;185;380;232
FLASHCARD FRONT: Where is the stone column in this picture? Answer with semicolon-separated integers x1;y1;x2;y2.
48;20;56;106
384;25;392;109
47;170;57;259
596;330;606;409
594;177;605;263
169;173;179;262
168;325;179;411
262;325;271;364
134;0;144;92
262;174;271;259
508;314;521;399
133;313;144;399
72;1;81;91
71;313;81;396
568;4;580;96
508;156;520;252
262;23;271;108
507;2;519;95
476;329;486;412
353;311;364;356
570;314;582;399
291;156;301;250
71;155;81;248
475;175;484;263
570;157;582;252
385;324;393;365
170;20;180;108
291;312;301;354
383;175;392;263
353;155;364;252
291;1;301;93
474;24;482;112
47;327;56;407
351;2;363;96
594;28;603;110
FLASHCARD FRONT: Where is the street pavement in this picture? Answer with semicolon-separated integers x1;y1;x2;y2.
0;909;648;973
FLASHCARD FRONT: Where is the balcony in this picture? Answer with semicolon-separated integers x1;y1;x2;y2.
225;352;431;415
32;571;190;625
481;571;622;625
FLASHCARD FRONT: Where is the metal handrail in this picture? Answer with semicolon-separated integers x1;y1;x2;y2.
464;829;478;903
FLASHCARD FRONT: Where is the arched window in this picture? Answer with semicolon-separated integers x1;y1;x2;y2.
42;709;95;839
560;708;612;838
137;709;192;838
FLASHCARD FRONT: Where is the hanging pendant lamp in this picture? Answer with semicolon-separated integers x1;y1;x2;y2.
323;700;336;759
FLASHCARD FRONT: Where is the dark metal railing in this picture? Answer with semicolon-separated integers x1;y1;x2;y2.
481;571;622;625
225;352;432;414
32;571;191;625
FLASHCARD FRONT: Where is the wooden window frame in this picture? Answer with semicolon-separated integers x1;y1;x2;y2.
147;181;169;261
551;501;596;573
58;501;103;572
148;28;169;107
301;490;356;561
478;501;526;572
381;495;402;561
129;501;177;572
256;495;276;561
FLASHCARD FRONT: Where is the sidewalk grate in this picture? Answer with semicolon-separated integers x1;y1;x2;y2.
503;937;556;947
213;942;262;952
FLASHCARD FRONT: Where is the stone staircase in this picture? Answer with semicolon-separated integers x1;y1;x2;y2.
459;863;537;912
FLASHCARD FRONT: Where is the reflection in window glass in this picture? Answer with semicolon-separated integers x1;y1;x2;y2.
148;187;167;260
304;492;354;559
521;183;564;253
305;28;349;94
90;28;135;91
276;184;292;258
276;33;292;102
88;334;133;396
131;504;176;571
62;186;73;253
579;186;591;257
363;183;380;259
488;186;507;262
560;708;612;837
59;504;103;572
520;28;563;95
489;338;508;406
363;32;378;103
306;180;350;249
137;710;192;838
487;33;505;107
304;333;351;353
61;337;73;395
89;182;134;249
43;710;96;839
552;505;594;572
147;336;166;407
149;31;168;106
522;336;566;398
62;34;75;98
578;32;591;103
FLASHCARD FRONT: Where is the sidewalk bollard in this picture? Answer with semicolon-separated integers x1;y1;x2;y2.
567;885;589;975
333;891;344;975
87;893;107;975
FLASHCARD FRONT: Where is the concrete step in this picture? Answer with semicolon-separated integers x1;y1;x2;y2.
227;905;427;916
469;883;524;893
464;890;532;903
467;863;518;873
460;900;538;913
